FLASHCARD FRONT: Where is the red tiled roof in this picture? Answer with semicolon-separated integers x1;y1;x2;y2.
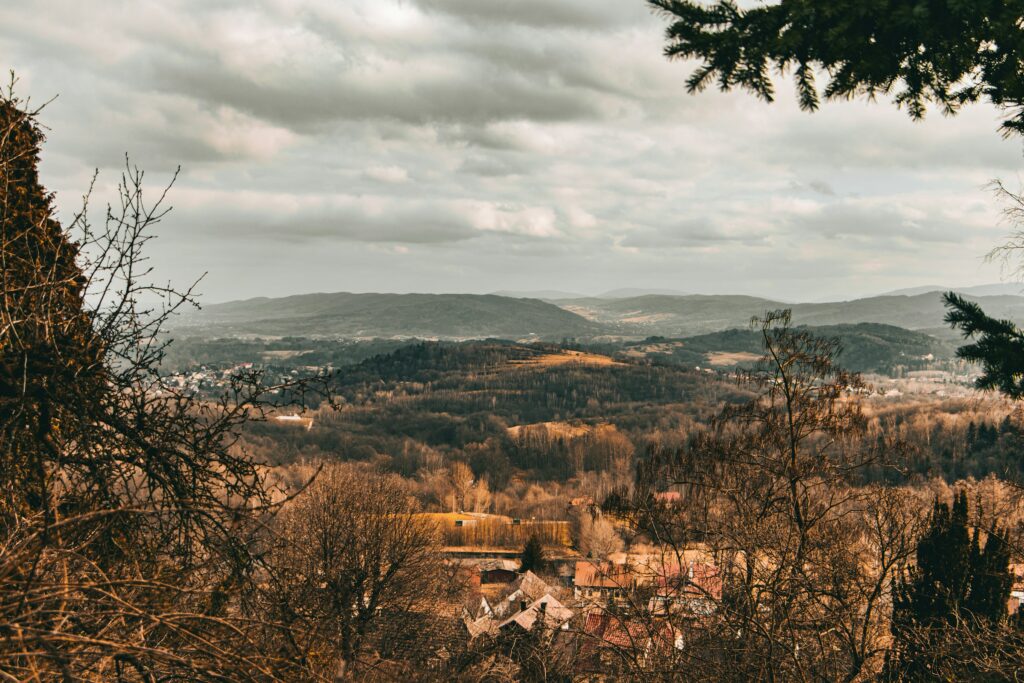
580;611;675;653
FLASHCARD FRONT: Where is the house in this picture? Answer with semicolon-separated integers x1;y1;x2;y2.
491;570;556;618
1009;563;1024;615
577;611;680;672
462;592;492;622
648;562;722;616
477;558;519;584
573;561;633;604
463;571;573;640
497;594;574;633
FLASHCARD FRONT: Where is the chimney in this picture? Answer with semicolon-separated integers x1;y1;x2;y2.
539;600;547;614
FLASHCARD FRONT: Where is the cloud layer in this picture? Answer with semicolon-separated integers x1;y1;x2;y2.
2;0;1021;302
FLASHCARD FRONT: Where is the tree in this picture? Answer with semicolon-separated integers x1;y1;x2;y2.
0;83;328;680
634;311;915;681
573;509;625;559
648;2;1024;398
260;463;446;679
887;491;1016;680
648;0;1024;135
520;533;545;573
466;476;493;513
449;460;475;511
944;290;1024;399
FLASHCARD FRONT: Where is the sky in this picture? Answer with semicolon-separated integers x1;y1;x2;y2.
3;0;1024;304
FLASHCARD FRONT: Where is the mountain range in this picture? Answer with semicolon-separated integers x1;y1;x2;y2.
170;289;1024;342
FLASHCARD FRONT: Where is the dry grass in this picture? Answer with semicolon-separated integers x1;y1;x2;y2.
509;349;623;368
506;421;595;440
261;349;311;360
619;313;676;324
706;351;761;366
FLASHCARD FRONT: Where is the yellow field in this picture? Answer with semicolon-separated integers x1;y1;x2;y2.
506;421;594;440
509;349;623;368
417;512;510;526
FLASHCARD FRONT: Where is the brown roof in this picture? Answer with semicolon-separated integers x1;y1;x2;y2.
580;611;675;653
490;571;558;618
656;562;722;602
498;594;574;632
574;561;633;590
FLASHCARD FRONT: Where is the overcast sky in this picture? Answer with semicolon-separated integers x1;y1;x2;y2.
4;0;1023;303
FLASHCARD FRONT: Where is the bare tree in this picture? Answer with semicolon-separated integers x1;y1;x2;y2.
623;311;918;681
572;508;624;560
0;81;329;681
449;461;475;512
259;463;446;680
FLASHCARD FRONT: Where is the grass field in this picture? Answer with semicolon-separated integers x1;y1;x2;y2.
706;351;761;366
509;349;623;368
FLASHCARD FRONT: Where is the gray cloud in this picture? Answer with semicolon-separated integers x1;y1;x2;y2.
1;0;1018;303
413;0;646;30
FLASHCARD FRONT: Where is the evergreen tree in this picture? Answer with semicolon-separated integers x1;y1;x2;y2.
520;533;545;573
944;293;1024;399
1000;415;1015;435
887;492;1014;680
647;3;1024;400
967;523;1013;623
648;0;1024;135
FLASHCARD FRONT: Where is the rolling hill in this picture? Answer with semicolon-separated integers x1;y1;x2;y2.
883;283;1024;297
170;292;601;339
556;292;1024;339
170;289;1024;344
614;323;953;374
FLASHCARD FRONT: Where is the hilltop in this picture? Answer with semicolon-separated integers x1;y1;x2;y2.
169;289;1024;346
558;291;1024;340
171;292;600;340
610;322;952;374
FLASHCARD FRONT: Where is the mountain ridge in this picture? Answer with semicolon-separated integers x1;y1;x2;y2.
173;292;601;339
171;290;1024;342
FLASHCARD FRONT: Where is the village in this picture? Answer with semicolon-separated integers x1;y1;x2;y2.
380;495;726;676
374;488;1024;678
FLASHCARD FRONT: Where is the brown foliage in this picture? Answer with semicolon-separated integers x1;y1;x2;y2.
0;83;329;681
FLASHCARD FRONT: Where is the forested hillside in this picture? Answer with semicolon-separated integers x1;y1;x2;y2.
164;320;952;377
278;342;746;482
603;323;953;373
172;289;1024;342
172;291;601;339
558;292;1024;339
223;338;1019;491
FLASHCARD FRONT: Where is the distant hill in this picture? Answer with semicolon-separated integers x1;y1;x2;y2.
560;292;1024;339
619;323;953;374
881;284;948;297
883;283;1024;297
492;289;587;300
559;294;786;335
170;289;1024;343
596;287;689;299
171;292;601;340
